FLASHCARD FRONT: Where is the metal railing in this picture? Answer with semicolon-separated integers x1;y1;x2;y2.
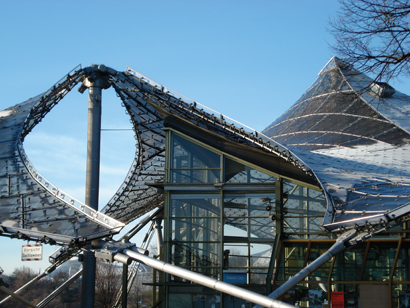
17;140;125;231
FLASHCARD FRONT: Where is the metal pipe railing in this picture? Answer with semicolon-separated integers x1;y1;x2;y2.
122;249;297;308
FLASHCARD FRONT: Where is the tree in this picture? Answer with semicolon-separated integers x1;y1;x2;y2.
95;260;122;308
0;266;62;308
329;0;410;82
1;261;126;308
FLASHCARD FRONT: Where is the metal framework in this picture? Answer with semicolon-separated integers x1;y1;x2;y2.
0;65;123;246
2;58;410;307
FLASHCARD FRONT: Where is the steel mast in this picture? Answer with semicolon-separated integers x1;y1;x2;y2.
78;65;111;307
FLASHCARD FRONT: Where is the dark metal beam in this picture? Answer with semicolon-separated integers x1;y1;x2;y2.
80;65;111;308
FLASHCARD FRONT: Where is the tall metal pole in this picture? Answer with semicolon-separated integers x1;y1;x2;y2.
79;65;111;308
122;264;128;308
85;83;102;210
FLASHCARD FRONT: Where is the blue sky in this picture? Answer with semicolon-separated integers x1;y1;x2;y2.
0;1;409;275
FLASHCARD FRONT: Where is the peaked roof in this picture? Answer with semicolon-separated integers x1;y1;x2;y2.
263;57;410;230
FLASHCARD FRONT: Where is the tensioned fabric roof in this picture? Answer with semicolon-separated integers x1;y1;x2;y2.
0;67;125;244
0;64;312;243
263;57;410;230
1;58;409;243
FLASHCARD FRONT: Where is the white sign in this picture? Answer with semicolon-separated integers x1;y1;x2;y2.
22;244;43;261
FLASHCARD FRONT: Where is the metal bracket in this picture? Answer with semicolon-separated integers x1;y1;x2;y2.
92;240;148;264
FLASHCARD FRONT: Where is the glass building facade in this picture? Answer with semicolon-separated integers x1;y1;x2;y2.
134;55;410;306
153;130;325;307
150;128;410;308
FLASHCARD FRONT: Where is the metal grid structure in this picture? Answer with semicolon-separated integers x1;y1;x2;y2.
2;58;410;245
263;57;410;231
2;59;410;307
101;67;316;224
0;64;313;247
0;65;124;245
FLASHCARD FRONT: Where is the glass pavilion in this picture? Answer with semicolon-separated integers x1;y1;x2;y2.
148;57;410;308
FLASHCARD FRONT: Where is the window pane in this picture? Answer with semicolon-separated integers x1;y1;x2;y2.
362;242;396;281
169;194;221;280
250;243;273;284
278;244;308;281
171;134;220;169
171;169;220;184
223;244;248;269
250;243;273;268
171;219;220;242
394;284;410;308
224;157;276;183
194;295;221;307
394;242;410;281
332;244;366;282
171;194;220;218
283;181;326;239
250;268;269;284
170;242;221;279
307;243;332;281
224;193;275;240
168;294;191;307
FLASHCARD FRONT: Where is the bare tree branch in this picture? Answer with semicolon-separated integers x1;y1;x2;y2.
329;0;410;82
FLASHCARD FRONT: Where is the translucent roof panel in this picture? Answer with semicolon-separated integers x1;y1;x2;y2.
0;67;125;244
4;58;408;241
1;64;318;241
263;57;410;230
